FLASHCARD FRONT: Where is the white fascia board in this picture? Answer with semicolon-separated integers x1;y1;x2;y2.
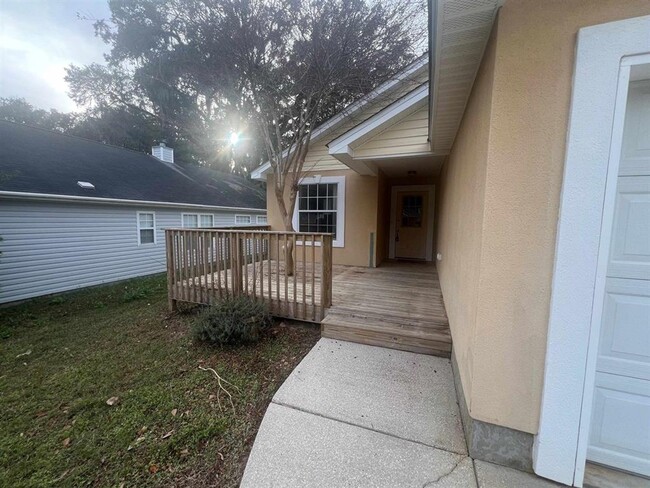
0;191;267;213
313;57;427;142
328;83;429;161
330;147;378;176
250;56;429;181
251;161;272;180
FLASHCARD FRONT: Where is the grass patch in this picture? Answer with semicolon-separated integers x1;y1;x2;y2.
0;275;319;487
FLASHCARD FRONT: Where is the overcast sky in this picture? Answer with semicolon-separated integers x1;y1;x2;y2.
0;0;111;112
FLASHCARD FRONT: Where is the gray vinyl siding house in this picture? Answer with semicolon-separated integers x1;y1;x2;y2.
0;121;266;304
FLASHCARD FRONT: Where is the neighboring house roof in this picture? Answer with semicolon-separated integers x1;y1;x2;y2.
251;55;429;180
0;121;265;210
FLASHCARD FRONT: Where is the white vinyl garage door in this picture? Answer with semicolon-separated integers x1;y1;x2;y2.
587;79;650;477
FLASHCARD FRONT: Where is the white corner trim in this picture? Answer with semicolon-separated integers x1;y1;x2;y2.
534;15;650;487
136;210;157;246
292;175;346;248
388;185;435;262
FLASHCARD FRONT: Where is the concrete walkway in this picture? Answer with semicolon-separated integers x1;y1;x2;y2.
241;338;561;487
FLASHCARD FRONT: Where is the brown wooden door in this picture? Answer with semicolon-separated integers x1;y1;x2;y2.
395;191;428;260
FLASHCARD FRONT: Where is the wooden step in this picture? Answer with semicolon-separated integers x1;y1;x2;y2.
321;314;452;358
325;307;450;334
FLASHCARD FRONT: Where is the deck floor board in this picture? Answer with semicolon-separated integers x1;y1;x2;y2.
323;261;451;357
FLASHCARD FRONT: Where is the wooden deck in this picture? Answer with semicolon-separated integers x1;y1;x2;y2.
323;261;451;357
176;253;451;357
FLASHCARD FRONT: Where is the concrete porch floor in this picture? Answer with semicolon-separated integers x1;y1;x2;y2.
241;338;562;487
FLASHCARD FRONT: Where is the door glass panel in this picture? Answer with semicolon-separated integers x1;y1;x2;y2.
401;195;423;227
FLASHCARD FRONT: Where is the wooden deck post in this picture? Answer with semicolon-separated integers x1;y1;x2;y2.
320;234;333;319
231;232;243;296
165;230;177;312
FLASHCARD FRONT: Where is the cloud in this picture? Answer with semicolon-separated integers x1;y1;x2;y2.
0;0;111;112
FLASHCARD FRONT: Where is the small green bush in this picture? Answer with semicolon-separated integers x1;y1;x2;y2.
121;282;155;302
48;296;66;306
192;296;271;345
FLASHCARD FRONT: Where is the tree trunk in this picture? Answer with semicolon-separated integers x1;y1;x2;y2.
282;211;295;276
274;174;298;277
284;237;295;277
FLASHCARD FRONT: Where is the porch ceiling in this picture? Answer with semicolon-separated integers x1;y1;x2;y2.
373;155;446;178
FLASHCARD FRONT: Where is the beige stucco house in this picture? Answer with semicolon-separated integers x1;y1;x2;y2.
251;1;650;485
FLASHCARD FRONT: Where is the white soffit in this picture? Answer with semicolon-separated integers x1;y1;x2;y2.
429;0;501;154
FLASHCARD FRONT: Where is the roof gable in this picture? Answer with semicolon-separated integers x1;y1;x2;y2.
251;55;429;180
327;83;429;174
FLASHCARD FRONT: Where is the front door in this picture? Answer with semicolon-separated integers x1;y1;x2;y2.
587;79;650;477
395;190;428;260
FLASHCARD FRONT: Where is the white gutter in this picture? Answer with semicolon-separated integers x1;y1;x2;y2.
0;191;267;213
251;55;429;181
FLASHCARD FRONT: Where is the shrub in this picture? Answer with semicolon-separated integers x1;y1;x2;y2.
121;281;156;302
48;296;66;306
192;296;271;345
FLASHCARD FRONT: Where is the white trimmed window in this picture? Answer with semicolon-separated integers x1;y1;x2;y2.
293;175;345;247
182;214;199;228
257;215;268;224
235;215;252;225
137;212;156;245
182;213;214;228
200;214;214;227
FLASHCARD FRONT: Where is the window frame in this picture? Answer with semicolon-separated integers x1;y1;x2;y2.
235;215;252;225
257;215;268;224
137;211;156;246
199;214;215;228
181;213;214;228
292;175;345;248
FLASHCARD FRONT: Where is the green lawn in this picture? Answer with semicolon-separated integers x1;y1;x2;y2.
0;275;320;487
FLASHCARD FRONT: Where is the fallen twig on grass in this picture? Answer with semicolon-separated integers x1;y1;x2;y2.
198;366;240;412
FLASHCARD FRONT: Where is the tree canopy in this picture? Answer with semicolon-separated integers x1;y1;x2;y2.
64;0;426;172
3;0;425;175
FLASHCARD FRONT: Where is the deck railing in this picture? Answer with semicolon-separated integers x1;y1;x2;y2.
165;229;333;322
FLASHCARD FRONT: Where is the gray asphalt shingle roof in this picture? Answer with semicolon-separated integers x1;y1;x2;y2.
0;121;265;209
